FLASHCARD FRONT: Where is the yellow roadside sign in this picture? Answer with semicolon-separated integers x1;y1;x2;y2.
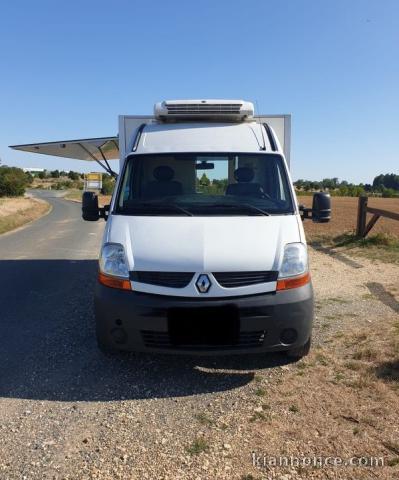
86;173;102;181
84;172;103;191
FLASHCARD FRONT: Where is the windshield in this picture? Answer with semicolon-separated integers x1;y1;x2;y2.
115;153;294;216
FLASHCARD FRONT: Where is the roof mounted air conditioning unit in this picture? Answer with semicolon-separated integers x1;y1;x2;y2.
154;99;254;122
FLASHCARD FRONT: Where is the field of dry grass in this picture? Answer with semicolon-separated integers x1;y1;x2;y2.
301;196;399;264
301;196;399;241
0;197;50;235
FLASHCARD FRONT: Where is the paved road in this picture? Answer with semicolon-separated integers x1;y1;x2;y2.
0;190;103;261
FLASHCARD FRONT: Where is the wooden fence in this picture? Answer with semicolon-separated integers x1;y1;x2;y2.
356;196;399;238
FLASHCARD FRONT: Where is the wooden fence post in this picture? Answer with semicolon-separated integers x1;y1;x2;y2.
356;196;368;237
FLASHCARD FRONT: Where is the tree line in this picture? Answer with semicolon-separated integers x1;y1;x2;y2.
0;165;115;197
294;174;399;197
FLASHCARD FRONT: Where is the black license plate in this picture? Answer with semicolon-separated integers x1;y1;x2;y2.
168;305;240;346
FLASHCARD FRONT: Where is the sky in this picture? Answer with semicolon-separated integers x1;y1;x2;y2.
0;0;398;183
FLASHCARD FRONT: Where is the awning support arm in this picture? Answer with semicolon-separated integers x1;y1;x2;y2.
77;143;117;177
98;145;117;178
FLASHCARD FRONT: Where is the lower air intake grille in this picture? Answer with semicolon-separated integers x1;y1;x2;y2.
165;103;242;115
141;330;266;350
213;271;279;288
130;271;194;288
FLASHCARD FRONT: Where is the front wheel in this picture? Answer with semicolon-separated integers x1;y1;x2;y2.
286;337;311;359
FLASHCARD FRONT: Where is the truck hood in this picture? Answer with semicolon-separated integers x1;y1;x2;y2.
106;214;301;273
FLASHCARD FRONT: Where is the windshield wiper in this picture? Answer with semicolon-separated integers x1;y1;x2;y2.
241;204;271;216
195;203;271;216
123;202;193;216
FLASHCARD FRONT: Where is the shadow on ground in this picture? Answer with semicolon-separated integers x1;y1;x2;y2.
310;243;363;269
366;282;399;313
374;359;399;382
0;260;290;402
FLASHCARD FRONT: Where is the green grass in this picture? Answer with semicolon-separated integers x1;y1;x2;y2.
296;361;308;370
249;411;268;422
310;231;399;264
186;438;210;455
344;360;362;371
326;297;350;305
336;232;399;248
334;233;399;264
194;412;214;426
334;372;345;382
352;347;377;361
315;353;328;366
254;388;266;397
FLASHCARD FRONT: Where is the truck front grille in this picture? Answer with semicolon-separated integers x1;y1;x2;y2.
141;330;266;350
213;271;278;288
130;271;278;289
130;271;194;288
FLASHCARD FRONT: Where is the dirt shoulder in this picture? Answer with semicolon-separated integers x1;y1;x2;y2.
0;197;51;235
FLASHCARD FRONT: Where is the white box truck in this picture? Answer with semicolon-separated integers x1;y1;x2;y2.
11;99;331;358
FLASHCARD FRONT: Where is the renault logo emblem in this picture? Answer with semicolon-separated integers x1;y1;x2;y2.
196;274;211;293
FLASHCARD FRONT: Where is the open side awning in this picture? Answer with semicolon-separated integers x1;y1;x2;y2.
9;136;119;176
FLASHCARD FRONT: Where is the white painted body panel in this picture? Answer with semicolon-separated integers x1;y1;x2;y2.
103;214;302;297
139;122;264;154
118;115;291;169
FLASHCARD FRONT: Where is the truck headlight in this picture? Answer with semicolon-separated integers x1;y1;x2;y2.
98;243;131;290
277;243;310;290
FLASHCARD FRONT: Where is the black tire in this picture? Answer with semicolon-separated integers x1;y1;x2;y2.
286;337;311;359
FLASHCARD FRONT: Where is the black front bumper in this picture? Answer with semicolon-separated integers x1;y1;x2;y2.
94;283;313;355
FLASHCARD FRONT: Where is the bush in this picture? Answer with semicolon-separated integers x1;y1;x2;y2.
101;175;115;195
68;171;80;181
0;166;31;197
54;180;73;190
381;187;399;198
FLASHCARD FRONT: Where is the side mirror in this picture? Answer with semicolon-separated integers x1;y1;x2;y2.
312;192;331;223
82;192;100;221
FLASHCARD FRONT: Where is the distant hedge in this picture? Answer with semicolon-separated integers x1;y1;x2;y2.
101;174;115;195
0;166;31;197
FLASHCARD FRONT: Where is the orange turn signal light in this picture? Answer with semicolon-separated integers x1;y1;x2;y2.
276;272;311;291
98;271;132;291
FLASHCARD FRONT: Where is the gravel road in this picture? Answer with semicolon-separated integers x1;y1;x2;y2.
1;191;398;479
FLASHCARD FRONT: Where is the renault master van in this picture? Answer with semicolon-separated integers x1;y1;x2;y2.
11;99;331;357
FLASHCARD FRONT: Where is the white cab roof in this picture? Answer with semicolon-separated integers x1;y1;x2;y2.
137;122;273;154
